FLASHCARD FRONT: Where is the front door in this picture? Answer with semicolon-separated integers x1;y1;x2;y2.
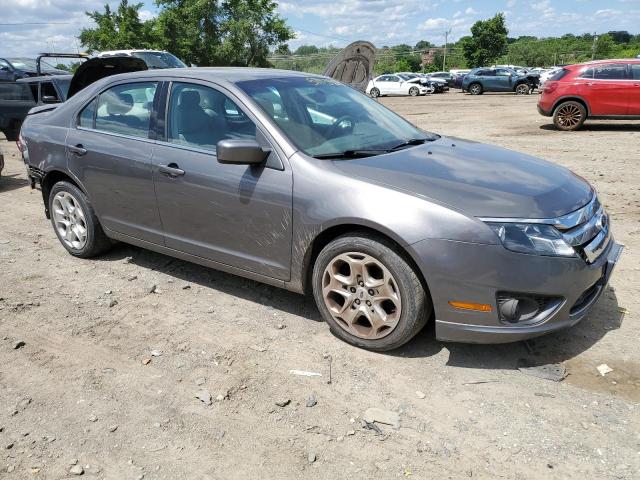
577;63;629;115
628;63;640;115
67;80;163;244
152;81;293;280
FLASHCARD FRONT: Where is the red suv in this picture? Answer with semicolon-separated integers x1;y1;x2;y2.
538;59;640;130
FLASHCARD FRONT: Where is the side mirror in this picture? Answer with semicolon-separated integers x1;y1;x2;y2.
217;139;270;165
41;95;59;103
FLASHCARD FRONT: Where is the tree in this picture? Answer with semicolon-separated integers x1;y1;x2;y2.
294;45;319;56
274;44;292;55
462;13;509;67
414;40;432;51
79;0;156;52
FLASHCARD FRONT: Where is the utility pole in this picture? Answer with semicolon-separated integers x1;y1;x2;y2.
443;27;452;71
591;32;598;60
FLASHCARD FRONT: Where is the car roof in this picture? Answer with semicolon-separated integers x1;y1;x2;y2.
568;58;640;68
95;67;325;85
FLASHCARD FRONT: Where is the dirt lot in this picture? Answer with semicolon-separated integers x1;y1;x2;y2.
1;91;639;480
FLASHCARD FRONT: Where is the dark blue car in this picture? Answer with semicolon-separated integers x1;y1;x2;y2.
461;67;539;95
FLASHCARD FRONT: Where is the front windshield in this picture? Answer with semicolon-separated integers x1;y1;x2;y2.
7;58;58;72
132;51;186;69
236;76;437;157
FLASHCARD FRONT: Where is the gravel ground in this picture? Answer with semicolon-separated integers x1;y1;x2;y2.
0;91;639;480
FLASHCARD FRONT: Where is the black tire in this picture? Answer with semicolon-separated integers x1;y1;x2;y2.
370;87;380;98
48;181;112;258
409;86;419;97
553;101;587;131
312;233;430;351
468;83;483;95
515;83;530;95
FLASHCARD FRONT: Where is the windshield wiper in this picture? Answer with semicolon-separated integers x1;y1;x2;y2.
312;149;387;159
388;138;430;151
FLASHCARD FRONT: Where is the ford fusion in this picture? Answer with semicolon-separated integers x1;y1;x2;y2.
19;68;622;351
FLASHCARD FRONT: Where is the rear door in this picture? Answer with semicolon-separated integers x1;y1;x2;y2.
151;81;293;280
578;63;629;115
628;63;640;115
66;80;164;243
385;75;403;94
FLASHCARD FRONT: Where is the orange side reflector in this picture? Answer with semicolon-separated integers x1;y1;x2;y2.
448;301;492;312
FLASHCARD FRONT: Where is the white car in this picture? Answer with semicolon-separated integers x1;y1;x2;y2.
539;67;563;86
366;74;428;98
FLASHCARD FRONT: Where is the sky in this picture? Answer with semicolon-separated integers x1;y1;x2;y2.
0;0;639;58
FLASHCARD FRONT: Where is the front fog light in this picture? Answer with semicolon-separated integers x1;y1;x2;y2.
487;223;575;257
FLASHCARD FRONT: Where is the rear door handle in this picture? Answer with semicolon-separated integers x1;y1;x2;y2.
158;163;185;177
68;144;87;156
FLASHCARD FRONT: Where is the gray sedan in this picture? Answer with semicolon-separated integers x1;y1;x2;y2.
19;68;622;351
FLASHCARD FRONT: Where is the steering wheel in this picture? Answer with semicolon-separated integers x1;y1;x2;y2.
327;115;355;138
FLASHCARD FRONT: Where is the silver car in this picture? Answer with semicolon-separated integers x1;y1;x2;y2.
20;68;622;351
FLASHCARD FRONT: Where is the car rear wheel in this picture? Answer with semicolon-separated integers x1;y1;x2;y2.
515;83;530;95
312;234;430;351
369;88;380;98
469;83;483;95
553;101;586;131
409;86;419;97
49;181;112;258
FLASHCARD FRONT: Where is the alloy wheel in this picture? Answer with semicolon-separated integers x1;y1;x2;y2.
516;84;529;95
321;252;402;340
556;104;583;129
52;191;88;250
470;84;481;95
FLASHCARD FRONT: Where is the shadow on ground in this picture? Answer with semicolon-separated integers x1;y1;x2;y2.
97;242;623;374
540;122;640;132
0;173;29;193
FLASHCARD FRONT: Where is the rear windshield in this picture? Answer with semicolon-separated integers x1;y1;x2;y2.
132;51;187;69
0;83;35;102
549;68;569;81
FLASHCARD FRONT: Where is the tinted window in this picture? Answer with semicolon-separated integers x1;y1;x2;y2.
0;83;34;101
95;82;157;138
388;76;400;82
549;68;569;81
630;64;640;80
581;64;627;80
167;82;256;152
78;98;97;128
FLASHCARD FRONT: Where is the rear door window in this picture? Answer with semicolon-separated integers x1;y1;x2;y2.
581;64;627;80
95;82;158;138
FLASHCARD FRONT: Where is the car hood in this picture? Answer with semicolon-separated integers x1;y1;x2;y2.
330;136;593;218
67;57;147;98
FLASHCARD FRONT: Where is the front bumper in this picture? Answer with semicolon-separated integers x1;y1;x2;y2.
410;237;623;344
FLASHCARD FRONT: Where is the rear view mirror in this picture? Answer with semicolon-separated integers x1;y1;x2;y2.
41;95;59;103
217;139;270;165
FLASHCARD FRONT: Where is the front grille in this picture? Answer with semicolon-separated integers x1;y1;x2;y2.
555;195;610;263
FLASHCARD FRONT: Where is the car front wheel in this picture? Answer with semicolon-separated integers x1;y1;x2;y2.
409;86;419;96
312;234;430;351
49;181;112;258
468;83;483;95
553;101;587;131
515;83;530;95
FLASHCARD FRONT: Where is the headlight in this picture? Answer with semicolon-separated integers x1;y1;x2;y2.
487;223;575;257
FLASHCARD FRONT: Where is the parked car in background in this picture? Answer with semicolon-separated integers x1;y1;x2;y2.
366;74;428;97
97;50;187;69
538;59;640;130
17;74;71;104
428;71;456;88
0;82;35;140
396;73;439;93
19;68;622;351
0;57;69;81
539;67;563;86
422;74;449;92
462;67;540;95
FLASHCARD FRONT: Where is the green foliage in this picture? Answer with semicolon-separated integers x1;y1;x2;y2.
79;0;293;67
414;40;432;50
79;0;156;52
462;13;509;68
294;45;319;56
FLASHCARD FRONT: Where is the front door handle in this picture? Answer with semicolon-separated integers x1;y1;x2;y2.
68;144;87;156
158;163;185;177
